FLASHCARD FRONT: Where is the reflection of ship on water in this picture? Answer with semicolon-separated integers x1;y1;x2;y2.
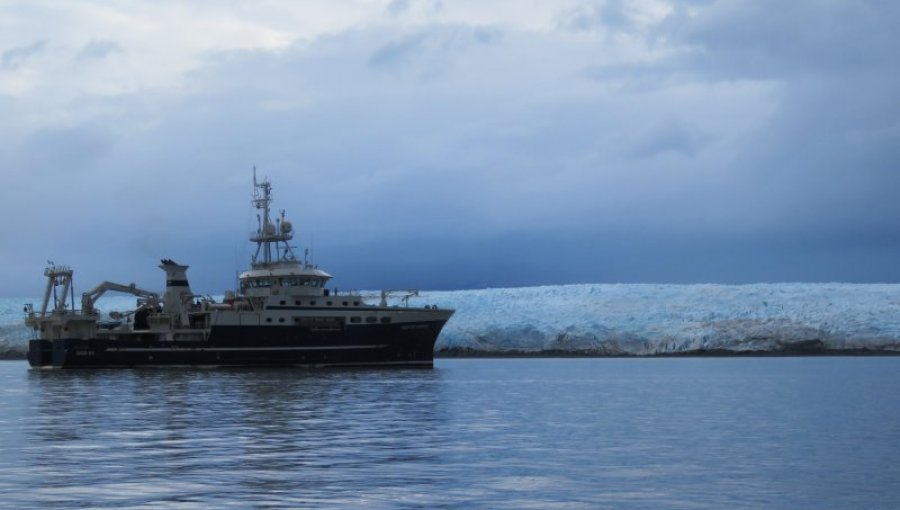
22;367;448;503
25;171;454;368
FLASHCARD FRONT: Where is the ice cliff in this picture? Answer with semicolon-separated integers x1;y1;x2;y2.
411;283;900;354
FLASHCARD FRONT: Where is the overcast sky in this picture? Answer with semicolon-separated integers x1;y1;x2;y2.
1;0;899;296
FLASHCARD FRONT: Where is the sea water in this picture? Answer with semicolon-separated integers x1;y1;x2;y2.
0;358;898;509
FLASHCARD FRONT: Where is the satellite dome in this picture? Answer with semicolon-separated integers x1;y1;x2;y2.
281;220;293;234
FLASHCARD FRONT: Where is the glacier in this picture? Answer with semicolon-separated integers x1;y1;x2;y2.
3;283;900;357
413;283;900;354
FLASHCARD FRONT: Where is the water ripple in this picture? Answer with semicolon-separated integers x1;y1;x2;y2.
1;359;899;509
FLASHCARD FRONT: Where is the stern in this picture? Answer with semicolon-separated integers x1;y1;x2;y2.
27;339;53;368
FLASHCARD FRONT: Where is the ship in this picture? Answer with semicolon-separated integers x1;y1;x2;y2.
24;171;454;368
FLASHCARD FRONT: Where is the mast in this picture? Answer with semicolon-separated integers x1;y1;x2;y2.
250;167;297;268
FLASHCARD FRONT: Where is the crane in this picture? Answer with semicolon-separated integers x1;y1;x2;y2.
379;289;419;307
81;281;159;315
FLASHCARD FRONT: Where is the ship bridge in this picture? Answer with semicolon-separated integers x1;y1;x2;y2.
239;264;332;297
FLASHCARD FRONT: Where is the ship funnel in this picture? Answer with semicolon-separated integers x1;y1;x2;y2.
159;259;193;324
160;258;191;288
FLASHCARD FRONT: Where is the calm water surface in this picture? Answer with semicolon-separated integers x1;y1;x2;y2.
0;358;898;509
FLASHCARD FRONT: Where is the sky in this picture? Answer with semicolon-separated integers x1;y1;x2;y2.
1;0;899;296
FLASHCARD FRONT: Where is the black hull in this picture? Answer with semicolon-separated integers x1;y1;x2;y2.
28;321;446;369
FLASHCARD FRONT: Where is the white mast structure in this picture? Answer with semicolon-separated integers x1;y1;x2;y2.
250;167;297;268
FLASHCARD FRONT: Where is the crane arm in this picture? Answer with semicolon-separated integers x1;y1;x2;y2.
81;281;159;314
84;281;159;301
379;289;419;307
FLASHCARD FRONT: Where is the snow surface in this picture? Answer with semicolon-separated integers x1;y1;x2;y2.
3;283;900;355
410;283;900;353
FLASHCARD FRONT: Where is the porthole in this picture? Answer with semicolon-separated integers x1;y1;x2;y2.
266;317;272;323
278;317;285;323
310;301;317;306
365;317;377;323
326;301;332;306
380;317;391;324
280;300;286;305
350;317;361;323
353;301;359;306
342;301;349;306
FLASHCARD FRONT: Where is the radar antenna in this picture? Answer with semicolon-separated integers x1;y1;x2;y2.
249;168;298;267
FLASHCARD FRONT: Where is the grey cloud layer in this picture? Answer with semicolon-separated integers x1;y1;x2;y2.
1;1;898;295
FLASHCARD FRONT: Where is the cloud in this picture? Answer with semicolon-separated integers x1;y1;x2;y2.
558;0;635;32
658;0;900;79
628;121;711;158
2;40;48;69
78;39;121;60
386;0;412;16
19;125;115;175
1;2;899;294
369;32;430;68
368;25;500;74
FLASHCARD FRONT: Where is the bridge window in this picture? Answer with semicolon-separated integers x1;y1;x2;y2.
250;278;272;288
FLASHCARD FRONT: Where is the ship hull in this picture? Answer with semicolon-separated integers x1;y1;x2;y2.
27;320;446;369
